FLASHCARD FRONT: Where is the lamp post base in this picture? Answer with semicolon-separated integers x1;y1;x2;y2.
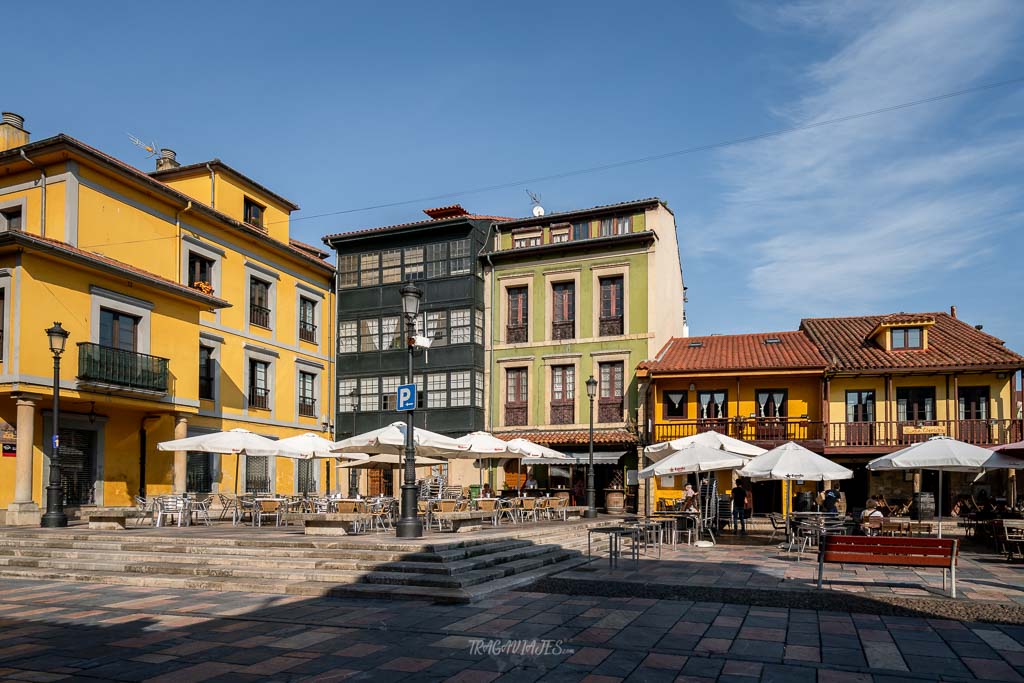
395;518;423;538
583;508;598;519
395;482;423;538
40;484;67;528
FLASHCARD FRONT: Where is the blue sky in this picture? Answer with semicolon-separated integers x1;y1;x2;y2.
8;1;1024;354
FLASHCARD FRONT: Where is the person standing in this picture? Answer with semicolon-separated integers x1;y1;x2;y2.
823;484;840;514
731;481;747;535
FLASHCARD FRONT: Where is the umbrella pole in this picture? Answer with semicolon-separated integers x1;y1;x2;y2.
938;470;943;538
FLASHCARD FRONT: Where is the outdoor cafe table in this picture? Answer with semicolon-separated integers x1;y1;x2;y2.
650;511;699;544
587;526;640;569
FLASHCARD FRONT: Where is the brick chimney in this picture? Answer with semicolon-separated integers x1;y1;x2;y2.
155;148;180;171
950;305;958;319
0;113;29;152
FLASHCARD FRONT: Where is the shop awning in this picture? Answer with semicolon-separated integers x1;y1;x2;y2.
554;451;626;465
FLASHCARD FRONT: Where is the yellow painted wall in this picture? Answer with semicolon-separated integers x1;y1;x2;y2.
651;375;822;424
158;172;292;243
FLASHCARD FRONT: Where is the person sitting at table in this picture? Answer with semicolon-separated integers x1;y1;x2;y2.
523;470;539;490
822;485;840;514
680;493;698;512
480;483;493;498
860;499;884;535
683;483;696;500
572;478;585;505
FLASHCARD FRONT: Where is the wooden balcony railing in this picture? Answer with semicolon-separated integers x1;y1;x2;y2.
550;402;574;425
653;418;823;446
506;324;527;344
598;399;624;423
551;320;575;341
599;316;623;336
77;342;169;393
505;404;527;427
827;419;1023;448
249;386;270;410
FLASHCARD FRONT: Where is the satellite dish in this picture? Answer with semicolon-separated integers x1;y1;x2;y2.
532;205;545;217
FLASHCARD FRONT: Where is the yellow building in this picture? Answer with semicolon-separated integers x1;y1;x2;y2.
637;331;828;515
0;113;335;524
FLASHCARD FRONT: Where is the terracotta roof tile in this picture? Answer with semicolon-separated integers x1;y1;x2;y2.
497;429;637;446
323;212;513;242
801;312;1024;371
640;332;827;374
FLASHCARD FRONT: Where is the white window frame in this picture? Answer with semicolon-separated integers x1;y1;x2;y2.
450;309;471;345
339;320;358;353
427;373;448;408
450;371;471;407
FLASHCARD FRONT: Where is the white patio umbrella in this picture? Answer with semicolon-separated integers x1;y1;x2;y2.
640;442;753;544
739;441;853;482
330;421;469;458
646;430;767;462
511;439;572;490
157;428;280;454
867;436;1024;536
452;431;532;495
337;453;446;468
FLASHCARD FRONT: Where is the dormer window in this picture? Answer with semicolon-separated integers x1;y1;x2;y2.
243;197;265;229
891;327;922;350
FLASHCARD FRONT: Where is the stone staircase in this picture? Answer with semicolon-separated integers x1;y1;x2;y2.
0;519;614;603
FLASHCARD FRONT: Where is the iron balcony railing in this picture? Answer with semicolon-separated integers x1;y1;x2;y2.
599;316;624;336
77;342;169;393
250;304;271;329
506;324;527;344
249;386;271;410
299;321;317;343
551;320;575;341
298;397;317;417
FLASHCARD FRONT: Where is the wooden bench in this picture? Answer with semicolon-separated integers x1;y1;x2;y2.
282;512;372;536
433;510;498;533
1003;520;1024;560
817;535;959;598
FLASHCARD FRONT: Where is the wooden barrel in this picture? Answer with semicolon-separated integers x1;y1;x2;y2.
605;490;626;514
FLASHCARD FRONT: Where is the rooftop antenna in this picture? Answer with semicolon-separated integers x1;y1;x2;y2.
127;133;159;158
526;189;545;217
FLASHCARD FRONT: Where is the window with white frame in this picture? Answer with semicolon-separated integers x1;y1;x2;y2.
381;249;402;283
450;371;471;407
615;215;631;234
426;243;448;279
450;309;471;344
298;371;317;417
339;320;357;353
360;377;378;412
474;371;484;407
415;374;426;409
338;254;358;288
474;309;484;344
381;316;403;350
404;246;424;281
381;376;401;410
359;319;379;352
338;378;357;412
551;229;569;243
450;239;471;274
426;310;447;346
427;373;447;408
359;252;379;286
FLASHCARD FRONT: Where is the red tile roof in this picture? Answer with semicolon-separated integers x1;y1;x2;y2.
323;211;513;242
423;204;470;220
640;332;827;374
497;429;637;446
801;313;1024;371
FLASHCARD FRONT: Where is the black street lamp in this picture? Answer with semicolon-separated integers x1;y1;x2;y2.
348;388;358;497
41;322;69;528
584;375;598;519
396;281;423;538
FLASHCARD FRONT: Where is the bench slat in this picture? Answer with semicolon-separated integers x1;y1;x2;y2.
823;551;950;567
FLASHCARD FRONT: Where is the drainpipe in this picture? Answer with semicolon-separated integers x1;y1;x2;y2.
19;150;45;236
205;163;216;209
485;247;497;490
175;201;193;282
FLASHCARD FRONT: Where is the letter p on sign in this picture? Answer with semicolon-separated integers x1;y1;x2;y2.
397;383;416;411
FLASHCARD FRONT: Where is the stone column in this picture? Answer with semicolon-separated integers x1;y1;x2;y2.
173;414;188;493
7;397;40;525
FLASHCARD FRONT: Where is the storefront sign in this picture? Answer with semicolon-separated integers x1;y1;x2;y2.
902;425;946;435
2;443;15;457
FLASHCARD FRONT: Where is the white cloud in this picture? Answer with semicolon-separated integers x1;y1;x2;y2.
706;0;1024;313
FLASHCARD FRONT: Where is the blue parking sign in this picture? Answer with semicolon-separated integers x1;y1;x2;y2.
397;384;416;411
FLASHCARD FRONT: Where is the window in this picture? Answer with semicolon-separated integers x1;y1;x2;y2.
959;387;989;420
507;287;528;343
427;373;447;408
381;249;402;283
450;239;471;274
552;282;575;340
572;221;589;241
339;320;358;353
426;243;448;279
359;318;380;352
404;246;424;281
338;254;358;288
186;452;212;493
199;345;215;400
551;230;569;244
359;252;380;286
381;316;402;350
474;309;484;345
0;207;22;231
697;390;727;419
600;218;614;237
846;390;875;422
299;297;317;343
551;365;575;425
891;327;922;349
450;309;471;344
298;371;316;417
381;376;401;411
249;278;271;329
248;359;270;410
297;459;316;495
474;371;484;408
756;390;787;418
243;197;265;228
615;215;631;234
599;362;624;422
246;455;270;493
513;233;541;248
663;390;687;419
99;308;138;351
599;276;624;336
506;368;528;426
450;371;471;407
426;310;447;346
416;374;426;409
897;387;935;422
360;377;378;412
187;253;214;290
338;378;357;412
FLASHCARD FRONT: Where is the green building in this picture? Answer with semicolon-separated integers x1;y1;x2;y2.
482;198;686;511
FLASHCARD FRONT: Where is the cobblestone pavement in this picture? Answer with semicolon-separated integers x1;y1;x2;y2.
0;579;1022;682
